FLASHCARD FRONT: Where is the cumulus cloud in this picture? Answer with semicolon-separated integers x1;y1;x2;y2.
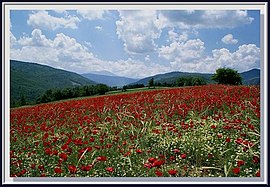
168;29;188;43
10;29;171;78
160;40;260;73
116;10;161;54
157;10;254;29
159;39;205;62
77;10;106;20
202;44;260;72
17;29;53;47
27;10;80;30
115;10;253;55
222;34;238;44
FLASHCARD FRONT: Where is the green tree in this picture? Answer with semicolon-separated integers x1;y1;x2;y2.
212;68;242;85
96;84;109;95
122;85;127;92
148;78;155;88
191;77;206;86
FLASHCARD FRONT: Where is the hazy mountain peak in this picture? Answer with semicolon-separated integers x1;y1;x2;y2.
88;70;116;76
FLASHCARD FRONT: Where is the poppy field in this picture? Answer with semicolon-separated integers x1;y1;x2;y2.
10;84;260;177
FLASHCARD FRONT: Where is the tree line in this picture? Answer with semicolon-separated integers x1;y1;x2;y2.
36;84;112;104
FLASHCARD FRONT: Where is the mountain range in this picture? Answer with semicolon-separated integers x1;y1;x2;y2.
81;73;138;87
10;60;260;107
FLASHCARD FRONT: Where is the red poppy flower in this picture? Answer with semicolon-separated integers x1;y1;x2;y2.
59;153;68;161
211;125;217;129
106;167;114;172
237;160;245;167
89;137;95;142
52;150;58;156
81;164;92;171
44;148;52;155
61;144;68;150
136;149;143;154
232;167;240;175
226;138;231;143
124;151;131;157
235;138;243;144
255;170;260;177
68;165;77;174
97;156;107;161
148;157;157;163
253;156;259;164
54;167;63;174
181;153;187;159
173;149;180;153
155;169;163;177
38;165;44;171
144;163;152;169
168;169;177;175
217;134;222;138
20;169;27;176
170;156;176;161
152;160;164;167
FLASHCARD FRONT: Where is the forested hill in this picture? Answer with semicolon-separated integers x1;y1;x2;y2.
10;60;96;107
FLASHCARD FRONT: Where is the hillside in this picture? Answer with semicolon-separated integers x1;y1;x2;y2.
82;73;138;87
131;69;260;86
10;60;96;106
131;72;214;86
240;69;260;85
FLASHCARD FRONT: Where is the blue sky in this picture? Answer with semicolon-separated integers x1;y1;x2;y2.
10;9;260;78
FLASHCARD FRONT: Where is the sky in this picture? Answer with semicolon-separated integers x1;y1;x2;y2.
10;9;260;78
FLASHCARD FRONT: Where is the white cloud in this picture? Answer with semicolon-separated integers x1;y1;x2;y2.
158;33;259;73
17;29;53;47
27;10;80;30
53;10;68;14
168;29;178;41
168;29;188;43
201;44;260;72
157;10;254;29
77;10;106;20
222;34;238;44
115;10;253;55
116;10;161;54
10;32;17;47
10;29;171;78
159;39;205;62
95;26;103;31
160;41;260;73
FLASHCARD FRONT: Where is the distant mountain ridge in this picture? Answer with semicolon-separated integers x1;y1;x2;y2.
240;69;260;85
10;60;96;106
131;71;214;85
82;73;138;87
131;69;260;86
